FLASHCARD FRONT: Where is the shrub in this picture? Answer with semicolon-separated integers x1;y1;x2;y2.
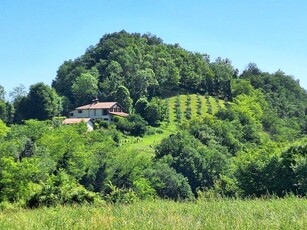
144;98;166;126
27;172;101;208
196;95;202;116
114;114;147;136
175;96;182;122
146;162;194;200
185;95;192;119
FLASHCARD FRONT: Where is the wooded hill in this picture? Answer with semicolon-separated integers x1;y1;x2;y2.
0;31;307;208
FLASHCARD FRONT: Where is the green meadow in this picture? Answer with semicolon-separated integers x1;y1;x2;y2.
1;197;306;230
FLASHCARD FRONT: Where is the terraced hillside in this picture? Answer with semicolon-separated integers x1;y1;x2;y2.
122;94;225;153
168;94;225;123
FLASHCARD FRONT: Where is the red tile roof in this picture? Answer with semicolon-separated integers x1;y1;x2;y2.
109;112;129;117
62;118;92;125
75;102;117;110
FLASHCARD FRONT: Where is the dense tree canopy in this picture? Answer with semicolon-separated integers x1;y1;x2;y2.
52;31;237;112
14;83;62;122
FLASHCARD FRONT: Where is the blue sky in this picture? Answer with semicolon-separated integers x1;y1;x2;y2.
1;0;307;97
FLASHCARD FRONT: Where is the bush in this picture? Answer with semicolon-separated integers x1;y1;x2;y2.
27;172;101;208
146;162;194;200
175;96;182;122
105;182;139;204
114;114;147;136
196;95;202;116
99;120;110;129
144;98;166;126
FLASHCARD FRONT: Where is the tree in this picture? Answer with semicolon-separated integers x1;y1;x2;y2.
210;58;235;99
135;97;149;118
16;83;62;121
143;98;166;126
0;85;8;123
72;72;99;105
9;84;27;104
52;60;87;102
156;131;231;194
0;101;8;123
114;114;147;136
113;85;133;113
231;79;254;97
242;62;261;77
146;162;193;200
0;85;5;101
127;69;158;101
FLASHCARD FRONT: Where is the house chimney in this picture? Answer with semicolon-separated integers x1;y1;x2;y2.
92;97;99;104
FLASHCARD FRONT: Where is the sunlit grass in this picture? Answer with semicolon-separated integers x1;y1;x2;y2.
190;94;198;117
168;95;177;122
179;95;187;116
201;95;208;114
1;198;306;229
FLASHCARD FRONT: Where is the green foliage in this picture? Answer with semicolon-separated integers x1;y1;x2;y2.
278;144;307;195
102;149;156;202
0;100;8;123
235;149;280;197
165;98;170;123
156;131;232;194
114;114;147;136
231;79;254;97
135;97;149;118
0;119;9;138
15;83;62;121
143;98;166;126
235;142;307;197
175;95;182;122
206;95;212;114
52;31;235;110
196;94;202;116
113;85;133;113
72;72;98;105
0;156;39;203
9;84;27;104
185;95;192;119
28;171;100;207
209;57;234;99
146;162;194;200
0;85;5;101
241;68;307;135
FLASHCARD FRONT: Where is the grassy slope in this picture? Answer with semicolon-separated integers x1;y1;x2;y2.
120;94;225;153
1;198;306;229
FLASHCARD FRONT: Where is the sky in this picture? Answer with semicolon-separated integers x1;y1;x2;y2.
1;0;307;98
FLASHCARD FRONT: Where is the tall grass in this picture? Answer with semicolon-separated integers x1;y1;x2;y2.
0;198;306;229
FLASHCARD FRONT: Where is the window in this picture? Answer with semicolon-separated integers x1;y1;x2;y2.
114;107;118;112
103;118;109;121
70;113;74;116
102;109;108;115
78;110;82;113
109;107;113;112
118;108;122;112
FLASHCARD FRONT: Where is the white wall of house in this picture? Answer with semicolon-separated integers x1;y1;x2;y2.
69;109;112;122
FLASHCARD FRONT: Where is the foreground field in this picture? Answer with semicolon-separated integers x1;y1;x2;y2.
1;198;306;229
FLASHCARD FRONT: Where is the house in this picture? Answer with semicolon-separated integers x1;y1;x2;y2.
68;100;129;122
62;118;94;131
